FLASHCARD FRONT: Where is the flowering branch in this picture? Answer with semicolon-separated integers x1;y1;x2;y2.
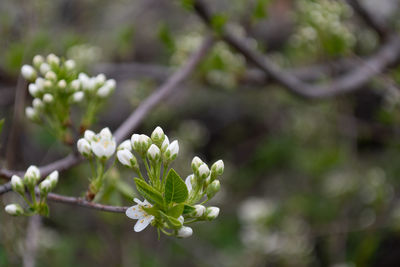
192;0;400;99
0;35;214;196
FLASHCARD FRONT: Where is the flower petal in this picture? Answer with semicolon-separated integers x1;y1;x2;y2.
126;205;145;219
185;175;193;192
134;215;154;232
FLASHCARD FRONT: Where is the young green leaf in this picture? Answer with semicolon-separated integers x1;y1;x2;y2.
183;205;196;215
159;210;182;229
168;203;184;218
165;169;188;204
134;178;164;207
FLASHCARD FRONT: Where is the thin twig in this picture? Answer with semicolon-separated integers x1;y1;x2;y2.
23;215;41;267
192;0;400;99
46;193;128;213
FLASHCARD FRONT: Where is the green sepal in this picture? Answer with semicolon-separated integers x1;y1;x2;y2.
159;210;182;229
183;205;196;215
134;178;164;207
165;169;188;204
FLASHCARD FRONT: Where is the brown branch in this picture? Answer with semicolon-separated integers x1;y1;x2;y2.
192;0;400;99
46;193;128;213
346;0;389;40
0;35;214;196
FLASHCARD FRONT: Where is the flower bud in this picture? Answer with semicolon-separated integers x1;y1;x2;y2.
77;138;92;157
47;53;60;66
97;85;112;98
28;84;39;97
5;204;23;216
24;165;41;187
211;160;224;179
105;79;116;90
205;207;220;220
117;149;138;169
161;135;170;152
57;79;67;90
100;127;112;139
21;65;37;81
71;80;80;91
139;134;152;153
33;98;44;110
95;73;106;85
33;55;44;68
84;130;95;141
147;144;161;162
118;140;132;151
193;204;206;217
191;156;203;172
43;93;54;104
177;226;193;238
47;170;59;189
39;63;50;75
197;163;210;181
65;59;76;70
45;71;57;82
165;140;179;162
131;134;140;151
35;77;45;91
25;107;38;121
178;215;184;224
207;180;220;199
39;179;51;195
151;126;165;146
11;175;25;195
72;91;84;103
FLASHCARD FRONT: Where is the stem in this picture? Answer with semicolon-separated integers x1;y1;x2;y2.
144;160;153;185
161;163;169;191
160;228;174;236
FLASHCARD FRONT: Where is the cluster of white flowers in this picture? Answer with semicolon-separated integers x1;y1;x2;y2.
21;53;116;140
5;165;58;216
77;127;117;160
290;0;355;56
171;32;246;89
118;126;224;237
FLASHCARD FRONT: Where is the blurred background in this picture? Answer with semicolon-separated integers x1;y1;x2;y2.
1;0;400;266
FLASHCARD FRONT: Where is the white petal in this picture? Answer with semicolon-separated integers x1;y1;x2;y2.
185;175;193;192
125;205;145;219
91;142;105;157
134;215;154;232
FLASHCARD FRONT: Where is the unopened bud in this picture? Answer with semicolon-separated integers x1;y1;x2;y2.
207;180;220;199
5;204;23;216
117;149;138;170
193;204;206;217
24;165;41;188
177;226;193;238
205;207;220;220
147;144;161;162
77;138;92;157
151;126;165;146
11;175;25;195
21;65;37;81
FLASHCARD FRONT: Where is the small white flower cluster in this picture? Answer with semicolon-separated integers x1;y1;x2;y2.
120;126;224;238
117;126;179;170
77;127;117;160
21;53;116;139
171;32;246;89
290;0;355;56
5;165;58;216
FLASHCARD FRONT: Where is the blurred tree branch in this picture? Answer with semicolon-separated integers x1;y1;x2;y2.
192;0;400;99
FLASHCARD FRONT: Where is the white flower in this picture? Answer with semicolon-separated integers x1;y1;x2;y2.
211;160;224;176
25;107;37;120
57;79;67;89
35;78;45;91
72;91;84;103
48;170;59;187
185;174;194;192
131;134;140;150
45;71;57;81
105;79;116;89
161;135;169;152
95;73;106;85
97;85;112;98
33;55;44;68
177;226;193;238
11;175;24;194
21;65;36;80
32;98;43;110
197;163;210;180
151;126;164;143
91;131;116;159
71;80;80;91
193;204;206;217
117;149;137;168
5;204;23;216
28;84;39;97
206;207;220;220
118;140;132;151
65;59;76;70
84;130;95;141
147;144;161;161
39;63;50;75
99;127;112;139
126;198;155;232
165;140;179;161
178;215;184;224
39;179;51;193
191;156;203;171
77;138;91;156
47;53;60;66
24;165;41;186
43;93;54;103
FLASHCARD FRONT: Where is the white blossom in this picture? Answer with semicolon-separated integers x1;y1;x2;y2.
126;198;155;232
211;160;224;176
11;175;24;194
117;149;137;168
65;59;76;70
72;91;84;103
21;65;36;80
71;80;80;91
47;53;60;66
97;84;112;98
45;71;57;81
5;204;23;216
198;163;210;180
39;63;50;75
177;226;193;238
99;127;112;139
32;98;43;110
28;84;39;97
193;204;206;217
48;170;59;188
77;138;91;156
33;55;44;68
147;144;161;161
118;140;132;151
161;135;169;152
91;129;116;159
185;174;194;192
57;79;67;89
84;130;95;141
206;207;220;220
43;93;54;103
25;107;37;120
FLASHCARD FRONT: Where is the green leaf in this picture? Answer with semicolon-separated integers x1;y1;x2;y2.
165;169;188;204
134;178;164;207
168;204;184;218
253;0;270;20
159;210;182;229
211;14;228;34
183;205;196;215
